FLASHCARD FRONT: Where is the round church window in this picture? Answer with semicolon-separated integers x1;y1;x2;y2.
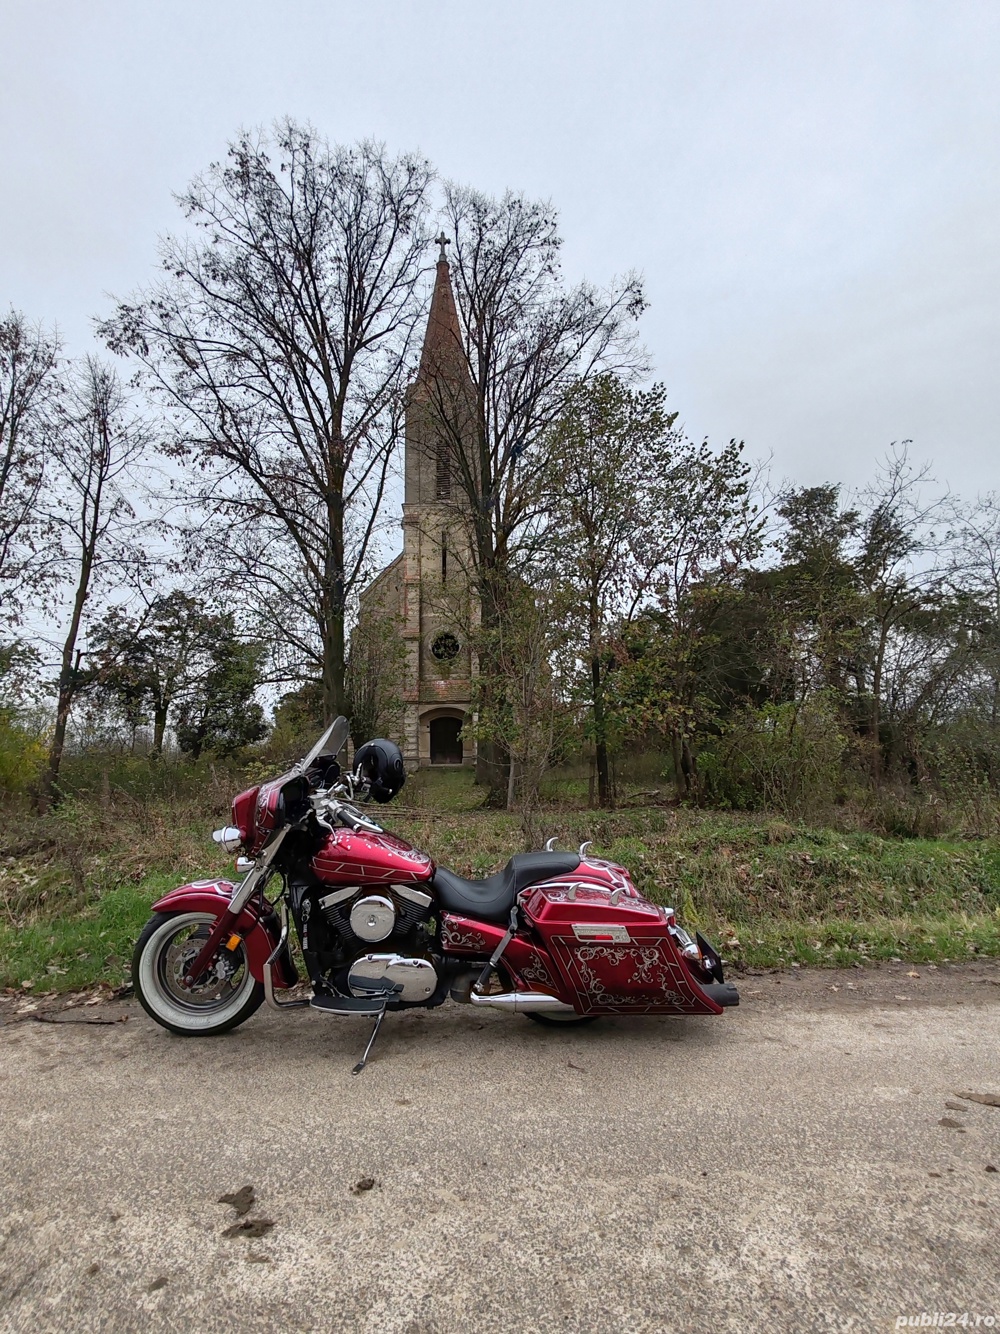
431;632;461;662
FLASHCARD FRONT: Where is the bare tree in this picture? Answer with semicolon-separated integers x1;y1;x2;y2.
425;188;647;801
853;446;946;776
0;311;60;628
101;124;433;719
38;358;147;809
344;593;406;749
943;491;1000;728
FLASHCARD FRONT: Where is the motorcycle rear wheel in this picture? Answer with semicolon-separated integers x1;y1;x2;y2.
133;911;264;1036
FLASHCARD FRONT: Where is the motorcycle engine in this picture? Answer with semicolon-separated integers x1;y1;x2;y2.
319;883;433;942
290;881;440;1006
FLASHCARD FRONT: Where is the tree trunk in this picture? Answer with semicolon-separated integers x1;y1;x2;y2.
592;655;612;808
871;623;887;783
670;731;684;801
680;735;697;797
38;541;95;811
38;657;78;813
473;564;510;807
322;436;348;723
589;592;612;808
321;602;346;723
152;702;169;757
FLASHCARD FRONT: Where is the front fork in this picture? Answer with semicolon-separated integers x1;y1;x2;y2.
182;828;292;988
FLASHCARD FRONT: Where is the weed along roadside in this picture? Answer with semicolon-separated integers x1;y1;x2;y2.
3;764;1000;997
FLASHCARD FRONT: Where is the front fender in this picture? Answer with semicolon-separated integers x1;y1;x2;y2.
150;881;296;988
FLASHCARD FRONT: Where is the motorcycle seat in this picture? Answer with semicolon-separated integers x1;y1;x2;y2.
432;852;581;922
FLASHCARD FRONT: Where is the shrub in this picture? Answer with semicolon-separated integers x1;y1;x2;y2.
700;695;847;814
0;710;46;796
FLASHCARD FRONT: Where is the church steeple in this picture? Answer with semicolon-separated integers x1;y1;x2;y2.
405;235;475;508
357;233;477;769
417;235;467;385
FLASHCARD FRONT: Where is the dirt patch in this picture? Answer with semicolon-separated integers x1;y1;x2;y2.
733;958;1000;1012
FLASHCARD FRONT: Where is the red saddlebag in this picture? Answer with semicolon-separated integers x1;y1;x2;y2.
522;884;723;1016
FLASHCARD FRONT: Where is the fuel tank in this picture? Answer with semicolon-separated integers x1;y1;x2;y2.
311;828;434;886
522;880;724;1016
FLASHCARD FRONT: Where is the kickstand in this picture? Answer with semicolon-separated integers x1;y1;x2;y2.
352;1005;387;1076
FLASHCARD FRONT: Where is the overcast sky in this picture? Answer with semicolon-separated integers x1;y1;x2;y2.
2;0;998;497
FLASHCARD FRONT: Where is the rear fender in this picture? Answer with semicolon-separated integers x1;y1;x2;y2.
150;881;296;988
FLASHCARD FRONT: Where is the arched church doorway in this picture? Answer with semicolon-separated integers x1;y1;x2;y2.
429;716;463;765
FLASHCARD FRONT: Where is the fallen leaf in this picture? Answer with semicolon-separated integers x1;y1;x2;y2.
147;1276;168;1292
350;1177;376;1195
84;996;103;1007
86;1262;100;1275
906;970;920;978
954;1091;1000;1108
929;1171;942;1177
986;1165;998;1174
247;1253;271;1264
894;995;911;1001
222;1218;274;1239
218;1185;255;1217
567;1060;587;1072
945;1101;967;1112
394;1098;411;1106
939;1117;966;1130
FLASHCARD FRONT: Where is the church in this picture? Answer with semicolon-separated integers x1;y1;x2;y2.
357;239;477;769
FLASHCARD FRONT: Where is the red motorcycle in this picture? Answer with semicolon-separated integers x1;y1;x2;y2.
133;720;738;1072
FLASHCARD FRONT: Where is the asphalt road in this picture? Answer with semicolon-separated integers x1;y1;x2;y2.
2;966;1000;1333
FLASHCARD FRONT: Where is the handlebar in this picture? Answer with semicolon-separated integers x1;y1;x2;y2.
310;788;384;835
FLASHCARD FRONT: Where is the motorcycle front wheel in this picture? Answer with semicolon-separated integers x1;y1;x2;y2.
133;911;264;1036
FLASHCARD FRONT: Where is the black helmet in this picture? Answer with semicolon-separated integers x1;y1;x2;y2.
353;738;406;804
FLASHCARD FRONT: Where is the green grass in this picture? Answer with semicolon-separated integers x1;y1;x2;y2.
3;793;1000;994
0;882;165;993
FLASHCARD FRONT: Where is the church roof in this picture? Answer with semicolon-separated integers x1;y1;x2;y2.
417;250;468;385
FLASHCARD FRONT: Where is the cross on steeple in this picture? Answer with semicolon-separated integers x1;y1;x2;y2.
434;231;450;262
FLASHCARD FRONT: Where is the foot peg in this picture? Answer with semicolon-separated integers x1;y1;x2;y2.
310;994;386;1016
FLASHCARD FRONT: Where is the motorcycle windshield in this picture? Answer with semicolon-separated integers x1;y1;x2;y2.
299;716;350;772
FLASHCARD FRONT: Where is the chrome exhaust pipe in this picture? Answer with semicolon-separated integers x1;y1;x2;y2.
470;990;576;1014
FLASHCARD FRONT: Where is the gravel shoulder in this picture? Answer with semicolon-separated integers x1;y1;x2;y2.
1;965;999;1333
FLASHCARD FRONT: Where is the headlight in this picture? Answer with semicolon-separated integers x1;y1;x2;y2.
212;826;243;854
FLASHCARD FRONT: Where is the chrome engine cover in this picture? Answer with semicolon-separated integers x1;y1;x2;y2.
348;953;438;1003
349;894;396;942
